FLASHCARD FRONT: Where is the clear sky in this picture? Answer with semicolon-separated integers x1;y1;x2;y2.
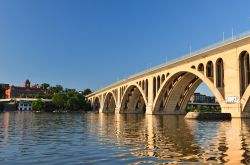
0;0;250;95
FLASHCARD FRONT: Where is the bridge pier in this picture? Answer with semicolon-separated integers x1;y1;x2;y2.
146;105;153;115
115;107;120;114
221;103;242;118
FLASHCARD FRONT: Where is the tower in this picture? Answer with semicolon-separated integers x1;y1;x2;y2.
25;79;31;88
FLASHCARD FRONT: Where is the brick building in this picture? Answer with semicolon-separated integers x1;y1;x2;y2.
0;84;10;99
190;93;216;103
5;80;44;99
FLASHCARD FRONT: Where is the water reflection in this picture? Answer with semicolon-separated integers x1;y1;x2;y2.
2;112;9;143
88;113;250;164
1;112;250;164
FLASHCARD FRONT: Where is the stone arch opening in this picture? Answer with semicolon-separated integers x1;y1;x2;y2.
157;76;161;91
145;79;148;98
120;85;147;114
153;77;156;99
161;74;165;83
216;58;224;88
142;80;145;91
93;97;100;111
153;71;223;114
191;65;196;69
206;61;214;82
103;92;116;112
240;51;250;96
198;63;204;73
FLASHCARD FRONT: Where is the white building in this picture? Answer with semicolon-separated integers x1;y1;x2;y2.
18;101;32;111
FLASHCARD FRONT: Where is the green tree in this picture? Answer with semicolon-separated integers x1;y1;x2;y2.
41;83;50;93
196;105;201;112
0;86;5;99
65;88;76;93
66;90;76;98
64;90;83;110
66;97;79;110
83;100;92;111
55;85;63;93
186;105;191;112
82;88;92;96
48;87;54;94
32;100;44;111
0;102;4;111
44;102;54;112
52;93;67;110
48;85;64;94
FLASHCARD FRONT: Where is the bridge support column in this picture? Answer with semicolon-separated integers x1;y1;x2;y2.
99;105;104;113
115;107;120;114
146;77;154;115
146;105;153;114
221;103;242;118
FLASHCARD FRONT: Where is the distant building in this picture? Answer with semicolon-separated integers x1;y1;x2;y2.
18;100;32;111
0;84;10;99
0;98;52;111
5;79;44;99
190;93;216;103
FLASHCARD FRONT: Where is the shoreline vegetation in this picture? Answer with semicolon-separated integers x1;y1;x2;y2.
0;83;93;112
186;104;221;113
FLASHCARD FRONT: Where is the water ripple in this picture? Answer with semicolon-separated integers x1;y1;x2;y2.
0;112;249;164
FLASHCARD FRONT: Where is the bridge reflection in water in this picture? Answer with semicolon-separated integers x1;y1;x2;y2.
1;112;250;164
88;113;250;164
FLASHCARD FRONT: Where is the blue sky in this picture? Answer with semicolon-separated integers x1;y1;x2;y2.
0;0;250;95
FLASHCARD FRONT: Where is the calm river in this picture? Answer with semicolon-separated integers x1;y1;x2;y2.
0;112;250;164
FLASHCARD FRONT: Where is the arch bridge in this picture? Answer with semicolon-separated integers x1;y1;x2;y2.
87;33;250;118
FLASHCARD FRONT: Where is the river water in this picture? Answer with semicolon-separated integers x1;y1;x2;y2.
0;112;250;164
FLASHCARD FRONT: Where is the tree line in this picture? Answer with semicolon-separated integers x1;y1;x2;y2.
24;83;92;112
186;104;221;112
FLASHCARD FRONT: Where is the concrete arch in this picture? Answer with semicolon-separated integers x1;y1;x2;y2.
178;78;203;112
120;83;148;113
198;63;204;73
102;91;117;112
152;68;225;114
